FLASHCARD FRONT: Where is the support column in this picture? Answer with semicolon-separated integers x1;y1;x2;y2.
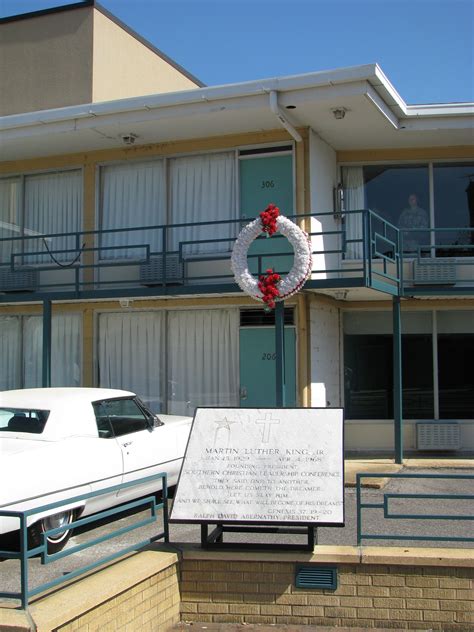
393;295;403;464
42;299;52;387
275;301;286;406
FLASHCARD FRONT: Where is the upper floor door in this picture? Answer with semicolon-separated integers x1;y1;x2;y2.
239;148;294;276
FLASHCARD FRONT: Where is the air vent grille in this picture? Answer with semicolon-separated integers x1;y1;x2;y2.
295;565;337;590
0;267;38;292
417;423;461;450
139;254;183;286
413;258;456;285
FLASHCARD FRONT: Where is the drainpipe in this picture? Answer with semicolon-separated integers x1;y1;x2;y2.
269;91;302;143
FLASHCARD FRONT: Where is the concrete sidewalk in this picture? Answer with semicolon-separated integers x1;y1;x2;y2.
344;456;474;488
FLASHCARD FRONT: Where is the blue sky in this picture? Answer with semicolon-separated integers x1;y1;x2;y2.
1;0;473;104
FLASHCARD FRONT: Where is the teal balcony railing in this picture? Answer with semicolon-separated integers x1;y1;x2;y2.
0;473;169;609
357;472;474;546
0;211;472;301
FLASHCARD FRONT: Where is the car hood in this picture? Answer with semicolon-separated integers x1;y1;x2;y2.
0;436;51;456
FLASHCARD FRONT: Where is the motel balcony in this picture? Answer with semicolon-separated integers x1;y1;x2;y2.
0;210;473;303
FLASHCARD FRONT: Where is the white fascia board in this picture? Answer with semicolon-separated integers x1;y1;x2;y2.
0;64;380;132
406;103;474;117
398;115;474;131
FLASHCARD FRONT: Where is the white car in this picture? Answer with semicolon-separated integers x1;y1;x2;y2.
0;388;192;552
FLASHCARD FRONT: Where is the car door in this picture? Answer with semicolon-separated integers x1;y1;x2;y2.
97;397;178;500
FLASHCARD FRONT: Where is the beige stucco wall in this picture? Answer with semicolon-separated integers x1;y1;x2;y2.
0;8;94;116
91;9;200;104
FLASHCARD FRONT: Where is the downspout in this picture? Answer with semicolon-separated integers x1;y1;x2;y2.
269;91;303;142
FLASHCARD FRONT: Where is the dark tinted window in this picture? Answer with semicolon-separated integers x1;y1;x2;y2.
0;408;49;434
93;398;149;438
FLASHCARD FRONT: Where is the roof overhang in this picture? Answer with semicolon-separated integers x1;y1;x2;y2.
1;64;473;161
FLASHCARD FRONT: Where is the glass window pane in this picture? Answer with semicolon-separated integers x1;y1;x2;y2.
100;161;166;259
0;178;20;264
437;310;474;419
363;165;430;253
24;171;82;264
344;312;434;419
434;163;474;257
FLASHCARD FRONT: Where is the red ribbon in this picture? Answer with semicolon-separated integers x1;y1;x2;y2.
259;204;280;236
258;268;281;310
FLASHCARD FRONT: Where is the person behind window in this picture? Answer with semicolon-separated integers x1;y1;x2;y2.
398;193;430;253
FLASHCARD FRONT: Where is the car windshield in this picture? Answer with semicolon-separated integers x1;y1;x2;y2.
0;407;50;434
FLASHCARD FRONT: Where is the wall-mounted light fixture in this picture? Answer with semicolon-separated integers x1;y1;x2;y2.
331;107;347;120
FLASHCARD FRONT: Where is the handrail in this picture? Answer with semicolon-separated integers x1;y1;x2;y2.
0;210;472;299
0;472;169;609
356;472;474;546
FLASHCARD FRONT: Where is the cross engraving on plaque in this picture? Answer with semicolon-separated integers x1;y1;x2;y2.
256;413;280;443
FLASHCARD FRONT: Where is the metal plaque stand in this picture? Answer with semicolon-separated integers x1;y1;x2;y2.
200;523;316;551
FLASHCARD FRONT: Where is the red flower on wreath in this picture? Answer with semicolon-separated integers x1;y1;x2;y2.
258;268;281;310
259;204;280;236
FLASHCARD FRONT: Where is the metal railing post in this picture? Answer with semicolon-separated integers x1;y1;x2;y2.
393;296;403;464
42;299;52;387
275;301;286;407
20;515;29;610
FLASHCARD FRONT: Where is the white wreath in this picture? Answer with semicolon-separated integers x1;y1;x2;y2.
231;215;312;302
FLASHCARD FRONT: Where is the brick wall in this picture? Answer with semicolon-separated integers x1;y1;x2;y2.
179;549;474;631
56;564;179;632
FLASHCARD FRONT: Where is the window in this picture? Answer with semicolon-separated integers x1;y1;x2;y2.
99;152;237;260
437;311;474;419
434;164;474;256
341;162;474;258
97;308;239;415
343;310;474;420
93;398;149;437
0;171;82;264
0;407;49;434
0;314;82;390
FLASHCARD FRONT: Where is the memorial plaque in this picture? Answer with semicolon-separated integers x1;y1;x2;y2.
170;408;344;526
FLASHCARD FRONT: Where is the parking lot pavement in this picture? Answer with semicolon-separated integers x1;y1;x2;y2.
1;464;473;599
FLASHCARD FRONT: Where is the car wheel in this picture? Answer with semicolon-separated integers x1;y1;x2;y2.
28;509;75;554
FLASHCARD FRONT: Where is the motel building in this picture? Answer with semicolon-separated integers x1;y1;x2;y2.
1;1;473;461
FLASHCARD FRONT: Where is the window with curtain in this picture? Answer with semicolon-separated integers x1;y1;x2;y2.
0;316;21;390
97;308;239;416
342;167;365;259
100;161;166;259
99;152;237;261
98;311;166;411
167;308;239;415
0;313;82;390
0;178;20;264
24;171;83;264
0;171;82;266
169;152;237;254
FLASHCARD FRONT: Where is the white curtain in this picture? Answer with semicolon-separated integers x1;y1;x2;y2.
0;316;21;390
22;314;82;388
24;171;82;264
0;178;20;264
167;309;239;415
98;312;165;411
51;314;82;386
101;161;166;259
23;316;42;387
169;152;236;254
342;167;365;259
